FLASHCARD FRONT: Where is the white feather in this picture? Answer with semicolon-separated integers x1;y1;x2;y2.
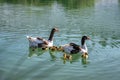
27;36;45;47
27;36;53;47
47;40;53;47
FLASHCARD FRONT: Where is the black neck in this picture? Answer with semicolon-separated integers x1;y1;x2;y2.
48;29;55;41
81;38;85;46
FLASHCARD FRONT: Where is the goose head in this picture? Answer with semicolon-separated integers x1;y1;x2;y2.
81;36;90;47
80;36;90;54
52;28;59;32
81;36;90;46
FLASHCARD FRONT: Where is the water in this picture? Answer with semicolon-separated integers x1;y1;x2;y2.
0;0;120;80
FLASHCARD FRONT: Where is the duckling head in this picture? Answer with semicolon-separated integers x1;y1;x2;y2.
41;47;48;50
49;46;58;51
57;46;64;51
81;52;88;59
63;53;72;60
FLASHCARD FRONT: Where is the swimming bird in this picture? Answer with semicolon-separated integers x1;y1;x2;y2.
49;46;58;51
27;28;59;49
60;36;90;59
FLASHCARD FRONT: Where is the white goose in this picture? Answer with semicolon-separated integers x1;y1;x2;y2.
27;28;59;49
60;36;90;58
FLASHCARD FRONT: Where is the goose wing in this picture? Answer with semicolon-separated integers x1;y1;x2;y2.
26;36;48;44
60;43;80;54
69;43;80;50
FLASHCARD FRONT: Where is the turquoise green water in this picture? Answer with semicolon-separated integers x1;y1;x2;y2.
0;0;120;80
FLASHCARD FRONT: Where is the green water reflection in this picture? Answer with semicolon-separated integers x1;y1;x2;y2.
0;0;95;7
28;47;89;65
57;0;95;9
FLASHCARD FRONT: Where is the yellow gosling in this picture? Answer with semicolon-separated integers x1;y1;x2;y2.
81;53;88;59
57;46;64;51
63;53;72;60
49;46;58;51
41;47;48;50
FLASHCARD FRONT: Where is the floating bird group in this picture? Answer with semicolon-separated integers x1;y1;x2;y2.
27;27;90;59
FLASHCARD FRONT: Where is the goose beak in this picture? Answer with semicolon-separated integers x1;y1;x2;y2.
87;37;90;40
52;28;59;32
55;29;59;32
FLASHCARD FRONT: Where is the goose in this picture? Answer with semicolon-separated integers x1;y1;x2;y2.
60;36;90;59
27;28;59;49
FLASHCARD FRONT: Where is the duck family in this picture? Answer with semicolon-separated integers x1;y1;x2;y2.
27;27;90;59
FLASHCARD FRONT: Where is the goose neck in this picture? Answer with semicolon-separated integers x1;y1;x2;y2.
48;29;55;41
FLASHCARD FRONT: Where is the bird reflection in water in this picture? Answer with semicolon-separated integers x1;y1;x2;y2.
28;46;90;65
49;51;59;61
81;57;90;64
62;53;72;64
62;53;90;65
28;47;48;57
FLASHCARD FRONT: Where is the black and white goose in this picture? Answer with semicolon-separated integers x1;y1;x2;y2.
27;28;59;49
60;36;90;58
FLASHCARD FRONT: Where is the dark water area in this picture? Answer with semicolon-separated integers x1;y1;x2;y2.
0;0;120;80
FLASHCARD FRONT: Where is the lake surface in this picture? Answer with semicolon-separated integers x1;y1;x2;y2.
0;0;120;80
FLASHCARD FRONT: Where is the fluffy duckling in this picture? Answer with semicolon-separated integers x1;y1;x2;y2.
49;46;58;51
49;46;65;52
81;52;88;59
63;53;72;60
57;46;64;51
